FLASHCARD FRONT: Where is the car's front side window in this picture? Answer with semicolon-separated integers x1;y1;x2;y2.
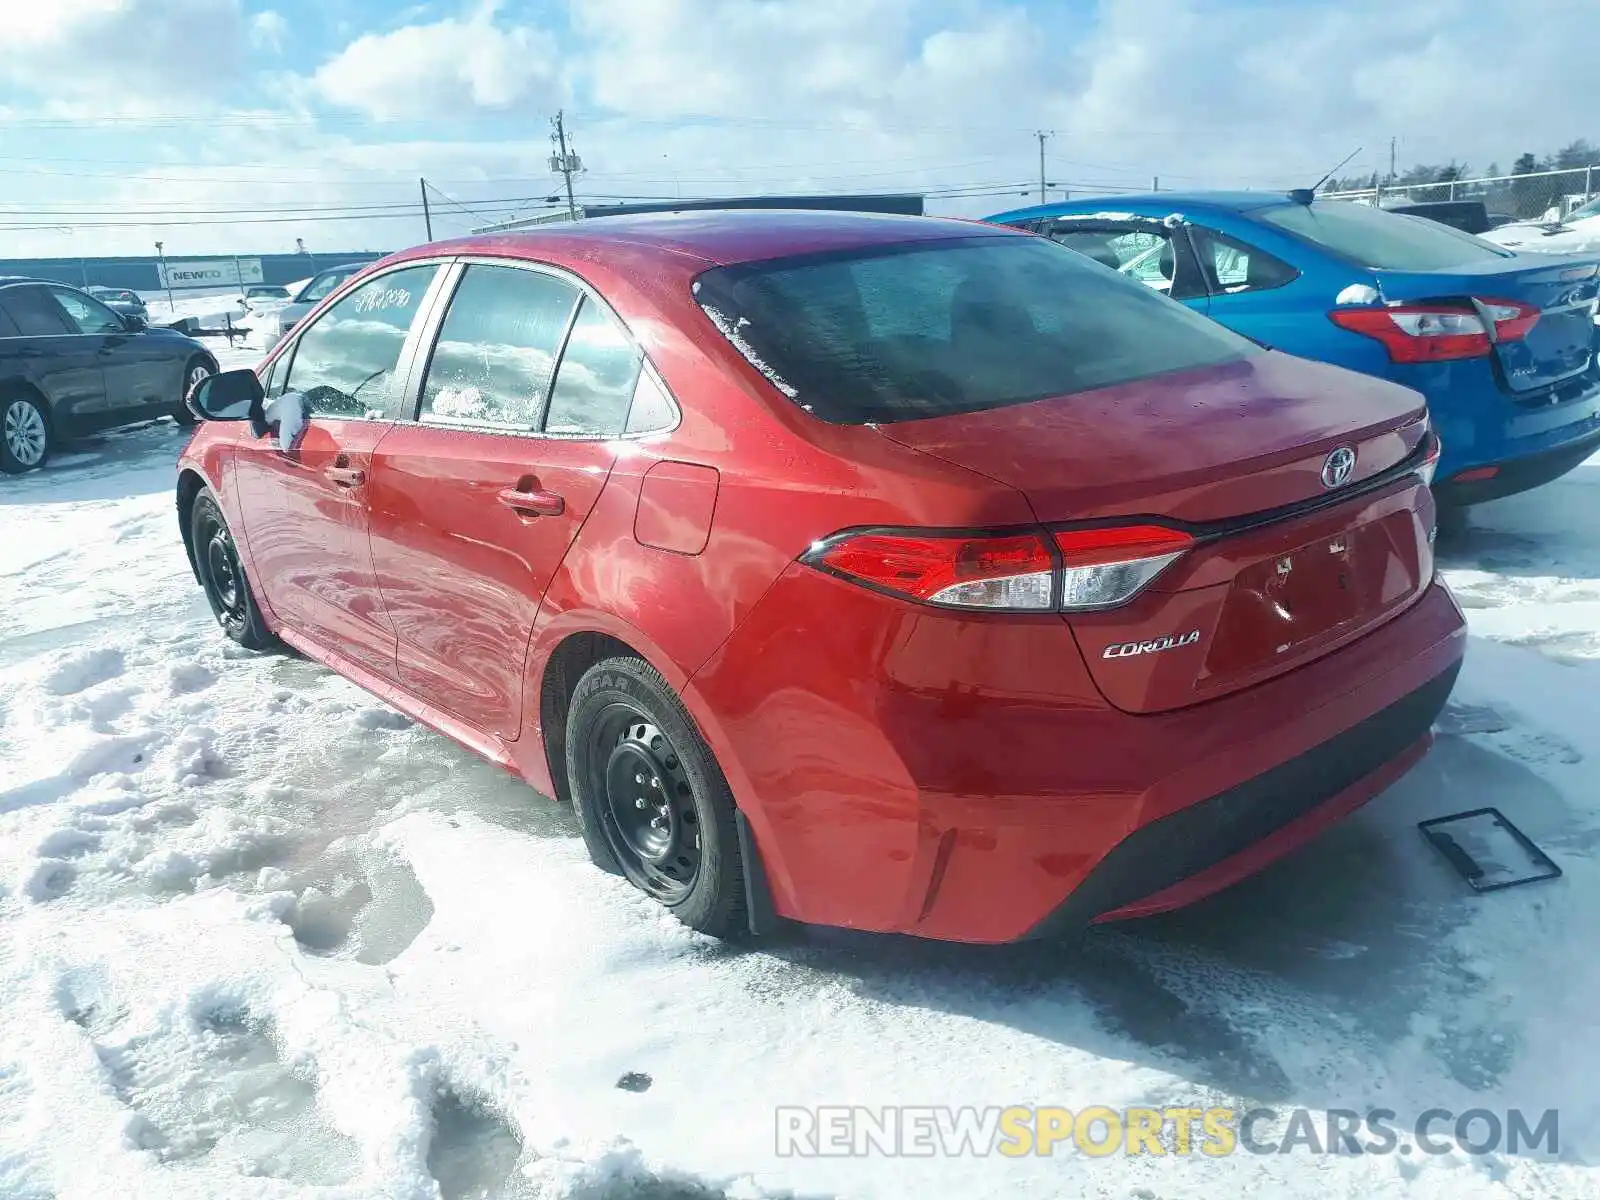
281;264;440;420
49;288;125;335
419;264;582;430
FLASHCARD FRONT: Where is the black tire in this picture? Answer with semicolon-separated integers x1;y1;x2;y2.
1435;498;1471;541
566;656;747;938
175;357;214;427
191;488;276;650
1;392;51;474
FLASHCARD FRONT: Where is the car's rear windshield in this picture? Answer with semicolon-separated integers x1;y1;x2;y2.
1258;200;1513;271
692;235;1253;424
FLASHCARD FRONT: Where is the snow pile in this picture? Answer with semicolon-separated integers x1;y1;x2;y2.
1;423;1599;1197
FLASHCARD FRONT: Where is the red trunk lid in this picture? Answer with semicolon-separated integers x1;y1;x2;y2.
877;352;1435;712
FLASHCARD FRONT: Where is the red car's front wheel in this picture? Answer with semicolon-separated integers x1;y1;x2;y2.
191;489;276;651
566;656;747;938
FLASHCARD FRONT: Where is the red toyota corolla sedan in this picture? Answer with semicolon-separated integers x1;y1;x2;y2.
177;210;1466;943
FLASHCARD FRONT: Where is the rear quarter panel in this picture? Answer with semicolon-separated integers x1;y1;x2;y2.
1200;210;1397;377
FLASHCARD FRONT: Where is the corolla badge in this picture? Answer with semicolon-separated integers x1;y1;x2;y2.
1321;446;1356;489
1103;630;1201;659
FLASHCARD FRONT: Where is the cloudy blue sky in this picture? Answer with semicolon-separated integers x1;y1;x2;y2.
4;0;1598;257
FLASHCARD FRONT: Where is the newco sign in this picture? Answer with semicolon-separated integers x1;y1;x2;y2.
157;257;264;290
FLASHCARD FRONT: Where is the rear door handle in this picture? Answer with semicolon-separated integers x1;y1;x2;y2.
325;465;366;487
497;485;564;517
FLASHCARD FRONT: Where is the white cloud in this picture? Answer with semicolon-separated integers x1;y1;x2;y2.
312;8;561;120
250;9;289;53
10;0;1600;257
0;0;250;104
573;0;914;119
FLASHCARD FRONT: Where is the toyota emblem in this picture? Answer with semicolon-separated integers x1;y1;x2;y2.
1321;446;1356;489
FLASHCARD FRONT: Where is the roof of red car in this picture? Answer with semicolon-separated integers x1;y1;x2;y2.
404;209;1015;269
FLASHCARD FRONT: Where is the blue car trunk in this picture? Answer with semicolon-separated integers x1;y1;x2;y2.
1372;256;1600;394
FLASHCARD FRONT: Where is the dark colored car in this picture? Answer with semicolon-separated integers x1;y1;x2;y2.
1;277;217;473
87;286;149;318
177;212;1464;942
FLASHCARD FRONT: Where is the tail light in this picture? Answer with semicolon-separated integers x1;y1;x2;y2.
1052;525;1193;610
1329;297;1540;362
1417;429;1443;487
803;524;1193;613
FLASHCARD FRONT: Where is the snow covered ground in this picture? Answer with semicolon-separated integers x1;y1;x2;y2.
139;283;310;333
2;376;1599;1197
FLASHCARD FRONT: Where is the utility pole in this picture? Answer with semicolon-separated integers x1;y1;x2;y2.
550;111;583;222
1389;137;1397;184
155;241;174;312
420;178;433;241
1036;131;1053;203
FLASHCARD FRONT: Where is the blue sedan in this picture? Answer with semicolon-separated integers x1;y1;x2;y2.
987;192;1600;510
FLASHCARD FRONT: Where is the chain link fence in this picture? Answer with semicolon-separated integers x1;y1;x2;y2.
1324;166;1599;224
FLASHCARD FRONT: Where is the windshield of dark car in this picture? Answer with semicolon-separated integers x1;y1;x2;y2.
1259;200;1513;270
296;271;352;303
693;234;1254;424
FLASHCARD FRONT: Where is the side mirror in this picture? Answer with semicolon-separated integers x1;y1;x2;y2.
122;312;147;332
188;367;264;425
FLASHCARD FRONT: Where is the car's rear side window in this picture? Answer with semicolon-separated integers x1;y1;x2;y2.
0;287;72;336
543;296;643;436
1258;201;1512;270
693;235;1253;424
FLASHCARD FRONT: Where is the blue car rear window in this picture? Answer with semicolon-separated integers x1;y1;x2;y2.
693;235;1254;424
1259;201;1513;271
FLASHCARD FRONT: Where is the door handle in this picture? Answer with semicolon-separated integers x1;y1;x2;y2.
497;485;564;516
325;464;366;487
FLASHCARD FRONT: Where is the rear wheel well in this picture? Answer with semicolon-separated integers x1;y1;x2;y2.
0;380;52;427
176;469;208;581
539;632;640;805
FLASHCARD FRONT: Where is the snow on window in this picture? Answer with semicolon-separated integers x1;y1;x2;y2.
699;305;799;398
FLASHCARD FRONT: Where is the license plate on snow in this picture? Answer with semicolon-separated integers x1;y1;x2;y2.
1418;808;1561;893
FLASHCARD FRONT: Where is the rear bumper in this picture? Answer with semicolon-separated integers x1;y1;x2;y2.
1435;425;1600;506
1413;359;1600;499
1027;659;1458;936
692;571;1468;943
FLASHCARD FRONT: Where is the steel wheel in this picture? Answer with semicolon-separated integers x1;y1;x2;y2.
188;363;212;394
3;398;48;469
566;655;748;936
194;500;248;634
588;704;704;902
